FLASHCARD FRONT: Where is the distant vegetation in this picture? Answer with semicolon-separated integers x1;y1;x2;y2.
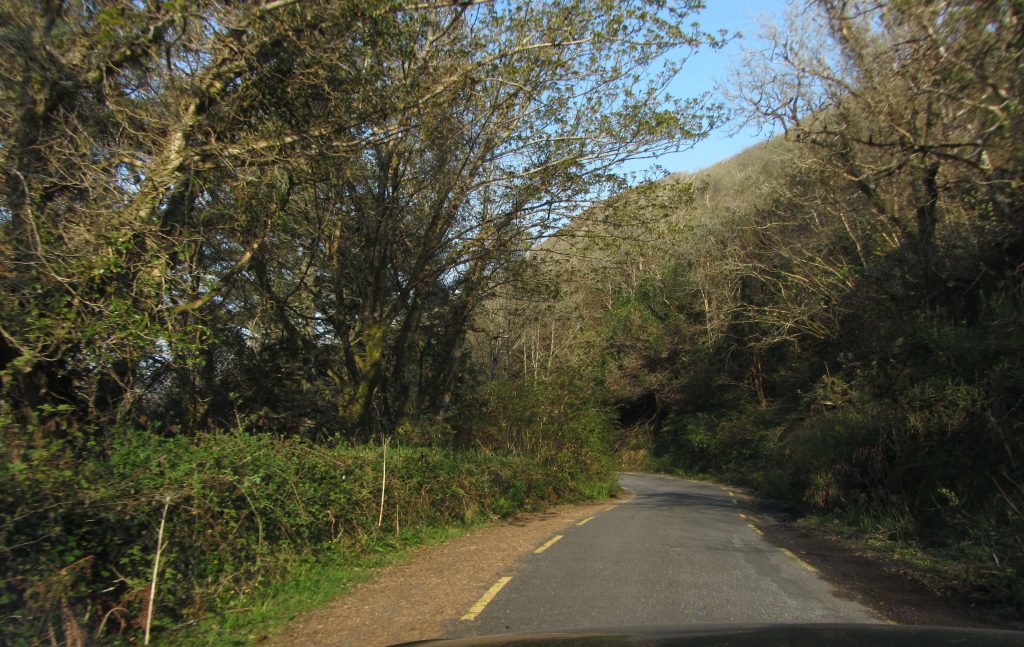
482;0;1024;608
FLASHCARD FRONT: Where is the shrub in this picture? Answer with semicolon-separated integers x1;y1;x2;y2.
0;429;614;644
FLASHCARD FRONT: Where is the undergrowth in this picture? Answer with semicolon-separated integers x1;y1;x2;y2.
171;524;470;646
0;430;616;645
641;382;1024;609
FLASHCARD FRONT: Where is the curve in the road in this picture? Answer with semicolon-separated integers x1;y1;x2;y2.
449;472;881;638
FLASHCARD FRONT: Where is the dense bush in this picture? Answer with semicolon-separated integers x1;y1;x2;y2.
0;430;615;644
638;303;1024;603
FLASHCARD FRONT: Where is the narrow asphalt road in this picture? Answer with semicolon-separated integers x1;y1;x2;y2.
448;473;881;638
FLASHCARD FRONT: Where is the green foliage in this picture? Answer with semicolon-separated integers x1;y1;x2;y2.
1;3;715;642
465;371;617;479
0;0;724;442
174;524;469;647
0;430;614;644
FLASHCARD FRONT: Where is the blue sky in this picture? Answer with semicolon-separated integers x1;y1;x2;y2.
631;0;791;175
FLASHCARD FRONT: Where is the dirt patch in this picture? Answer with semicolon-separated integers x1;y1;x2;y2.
752;517;1023;630
265;498;622;647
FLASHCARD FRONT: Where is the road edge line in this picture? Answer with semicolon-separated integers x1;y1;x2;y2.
534;534;564;553
460;576;513;621
781;548;818;572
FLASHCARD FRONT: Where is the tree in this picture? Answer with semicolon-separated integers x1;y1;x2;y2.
1;0;724;441
730;0;1024;301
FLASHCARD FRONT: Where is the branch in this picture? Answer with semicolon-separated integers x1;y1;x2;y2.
167;234;265;315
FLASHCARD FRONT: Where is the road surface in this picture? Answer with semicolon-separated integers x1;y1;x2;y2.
448;472;880;637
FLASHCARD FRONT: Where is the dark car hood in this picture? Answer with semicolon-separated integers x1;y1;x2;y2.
394;623;1024;646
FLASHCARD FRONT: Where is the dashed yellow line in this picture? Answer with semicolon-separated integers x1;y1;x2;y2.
738;513;747;520
727;491;736;497
534;534;564;553
748;523;764;536
461;576;512;621
576;517;594;526
781;548;817;572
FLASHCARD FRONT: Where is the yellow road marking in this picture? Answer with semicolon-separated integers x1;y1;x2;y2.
738;513;747;519
576;517;594;526
781;548;817;572
727;491;736;497
535;534;564;553
748;523;764;536
461;576;512;621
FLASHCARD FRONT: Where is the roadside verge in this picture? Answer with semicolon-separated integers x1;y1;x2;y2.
265;498;622;647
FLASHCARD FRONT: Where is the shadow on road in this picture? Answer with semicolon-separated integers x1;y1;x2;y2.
628;489;735;512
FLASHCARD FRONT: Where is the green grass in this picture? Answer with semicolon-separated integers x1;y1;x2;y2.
2;429;620;645
167;479;621;646
562;478;622;502
167;523;477;646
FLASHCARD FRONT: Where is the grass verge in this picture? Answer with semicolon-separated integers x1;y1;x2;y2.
170;479;623;645
168;523;477;646
3;430;618;645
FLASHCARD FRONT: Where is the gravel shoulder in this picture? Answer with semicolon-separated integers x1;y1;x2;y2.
266;498;621;647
